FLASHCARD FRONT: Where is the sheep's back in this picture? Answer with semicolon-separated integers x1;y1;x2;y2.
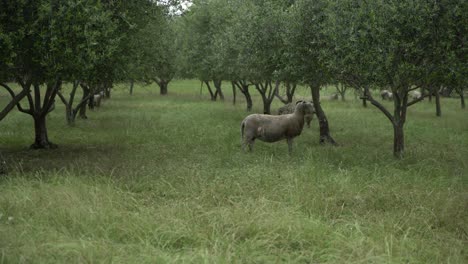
278;103;295;115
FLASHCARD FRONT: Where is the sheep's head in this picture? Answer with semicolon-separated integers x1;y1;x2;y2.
295;100;315;115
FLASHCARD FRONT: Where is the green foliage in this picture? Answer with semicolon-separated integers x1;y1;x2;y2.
323;0;378;88
177;0;228;81
126;10;177;84
287;0;331;87
0;0;119;83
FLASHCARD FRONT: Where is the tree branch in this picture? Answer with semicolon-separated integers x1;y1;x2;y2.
275;85;289;104
407;94;429;107
72;93;93;114
362;86;395;125
0;87;31;121
0;82;33;115
57;91;69;106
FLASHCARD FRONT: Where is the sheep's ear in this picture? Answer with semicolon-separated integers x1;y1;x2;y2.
295;100;304;105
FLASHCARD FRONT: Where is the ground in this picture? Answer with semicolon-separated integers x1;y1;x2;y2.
0;80;467;263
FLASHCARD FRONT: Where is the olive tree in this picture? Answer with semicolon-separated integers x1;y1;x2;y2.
325;0;459;157
0;0;118;148
132;12;177;95
288;0;337;145
178;0;227;101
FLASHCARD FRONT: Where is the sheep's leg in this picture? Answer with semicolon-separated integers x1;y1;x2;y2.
242;135;255;152
287;138;293;154
247;139;254;152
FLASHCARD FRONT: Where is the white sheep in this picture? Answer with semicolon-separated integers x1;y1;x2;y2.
410;90;422;100
93;94;102;107
329;93;339;100
277;101;315;128
241;101;314;153
380;90;393;100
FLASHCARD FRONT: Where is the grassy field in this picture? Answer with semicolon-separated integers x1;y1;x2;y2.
0;80;467;263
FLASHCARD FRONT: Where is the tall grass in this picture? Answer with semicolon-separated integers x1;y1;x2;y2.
0;80;467;263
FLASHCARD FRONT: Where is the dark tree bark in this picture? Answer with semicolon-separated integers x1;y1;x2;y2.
255;80;277;114
393;122;405;157
335;83;347;101
363;86;414;158
231;82;237;105
434;86;441;117
1;79;59;149
392;91;409;158
79;82;90;119
275;81;297;104
310;84;337;145
31;114;57;149
286;82;296;103
204;81;217;101
156;79;169;95
233;80;253;111
129;79;134;95
213;79;224;101
88;93;95;110
456;88;465;109
57;81;94;125
28;80;61;149
0;83;31;121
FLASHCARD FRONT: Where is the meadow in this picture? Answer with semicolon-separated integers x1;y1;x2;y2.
0;80;467;263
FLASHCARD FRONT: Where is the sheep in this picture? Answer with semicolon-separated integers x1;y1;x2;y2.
93;93;102;107
329;93;339;100
380;90;393;100
278;101;315;128
241;100;314;153
410;90;422;100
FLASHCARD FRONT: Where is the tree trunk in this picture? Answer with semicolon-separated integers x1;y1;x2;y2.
159;80;168;95
244;89;253;111
435;88;441;117
31;113;57;149
392;90;408;158
286;82;296;103
130;79;134;95
255;81;275;114
28;80;60;149
88;95;95;110
213;79;224;101
205;81;216;101
393;122;405;158
336;83;346;101
234;81;253;111
310;85;337;145
63;104;74;125
362;97;367;107
276;81;296;104
79;102;87;119
232;82;236;105
456;88;465;109
79;83;89;119
263;100;272;115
